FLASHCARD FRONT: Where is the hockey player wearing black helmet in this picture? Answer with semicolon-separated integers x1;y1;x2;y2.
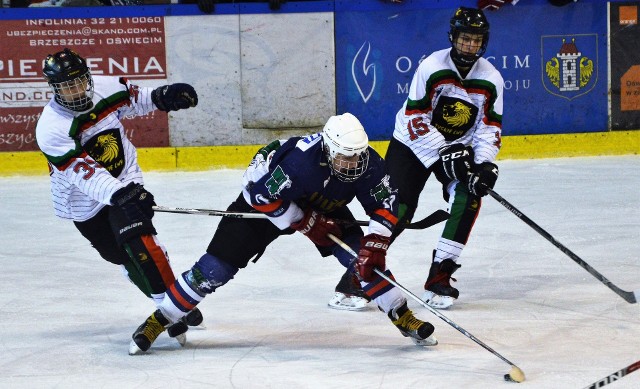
448;7;491;71
36;48;201;348
330;7;504;311
43;48;95;111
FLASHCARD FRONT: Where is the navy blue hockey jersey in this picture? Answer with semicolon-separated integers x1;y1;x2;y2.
241;133;398;236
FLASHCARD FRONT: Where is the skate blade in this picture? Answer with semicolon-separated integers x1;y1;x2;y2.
174;333;187;347
128;340;145;355
328;292;369;311
411;335;438;347
422;291;455;309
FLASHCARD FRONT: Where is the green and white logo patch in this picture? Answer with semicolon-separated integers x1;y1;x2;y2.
265;165;292;196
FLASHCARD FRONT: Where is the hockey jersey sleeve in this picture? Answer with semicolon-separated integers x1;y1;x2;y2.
472;68;504;164
243;139;305;230
115;77;157;118
356;150;398;238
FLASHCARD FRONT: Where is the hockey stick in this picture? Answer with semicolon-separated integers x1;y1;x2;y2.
152;206;449;231
327;233;526;383
582;360;640;389
485;188;639;304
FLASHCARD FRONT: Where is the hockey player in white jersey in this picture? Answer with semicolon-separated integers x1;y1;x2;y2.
331;7;503;310
35;48;203;341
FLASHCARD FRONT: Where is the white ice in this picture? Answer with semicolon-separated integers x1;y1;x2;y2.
0;156;638;389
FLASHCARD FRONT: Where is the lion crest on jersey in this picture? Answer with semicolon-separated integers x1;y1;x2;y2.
431;96;478;141
443;101;473;128
93;134;119;163
84;129;126;177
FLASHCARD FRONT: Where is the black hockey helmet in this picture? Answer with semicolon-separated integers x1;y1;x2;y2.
448;7;490;68
43;48;94;111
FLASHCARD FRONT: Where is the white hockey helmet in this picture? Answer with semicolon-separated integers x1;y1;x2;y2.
321;113;370;182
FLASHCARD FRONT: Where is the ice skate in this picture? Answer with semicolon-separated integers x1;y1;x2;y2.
167;320;188;347
184;307;204;327
328;292;369;311
130;307;204;353
328;270;371;311
167;307;205;347
129;309;170;355
423;258;461;309
388;301;437;346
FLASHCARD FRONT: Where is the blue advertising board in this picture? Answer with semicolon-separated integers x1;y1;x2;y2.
335;0;608;140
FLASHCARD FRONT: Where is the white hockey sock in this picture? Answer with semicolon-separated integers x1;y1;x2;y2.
150;292;165;306
160;276;205;323
434;237;464;262
367;284;406;314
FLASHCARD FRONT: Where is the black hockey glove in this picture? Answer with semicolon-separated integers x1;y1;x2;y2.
151;83;198;112
111;183;156;220
109;183;157;244
439;143;473;182
467;162;499;197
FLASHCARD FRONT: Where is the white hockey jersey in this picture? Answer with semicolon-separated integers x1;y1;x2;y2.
35;76;157;222
393;48;504;168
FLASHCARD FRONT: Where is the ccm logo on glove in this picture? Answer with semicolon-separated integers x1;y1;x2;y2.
439;143;474;182
440;149;470;161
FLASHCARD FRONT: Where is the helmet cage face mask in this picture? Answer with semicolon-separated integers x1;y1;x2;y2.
43;49;94;111
325;145;370;182
448;7;490;68
49;73;94;111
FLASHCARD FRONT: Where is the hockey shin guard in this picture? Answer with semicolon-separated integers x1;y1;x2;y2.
436;184;481;261
124;235;175;294
121;262;154;298
162;253;239;322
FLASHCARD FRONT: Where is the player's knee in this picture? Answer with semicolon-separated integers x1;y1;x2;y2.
187;253;239;294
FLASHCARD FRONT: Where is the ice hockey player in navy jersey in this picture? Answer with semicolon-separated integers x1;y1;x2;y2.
128;113;437;354
35;48;202;344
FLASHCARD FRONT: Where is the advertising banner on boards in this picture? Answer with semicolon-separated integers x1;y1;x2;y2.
0;16;168;152
335;1;608;140
609;2;640;130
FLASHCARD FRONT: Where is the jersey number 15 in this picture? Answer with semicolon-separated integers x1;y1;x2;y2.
407;117;430;140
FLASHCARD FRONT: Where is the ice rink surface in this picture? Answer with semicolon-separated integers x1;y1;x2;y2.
1;156;638;389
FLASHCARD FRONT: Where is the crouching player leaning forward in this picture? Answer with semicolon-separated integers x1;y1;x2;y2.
35;48;203;344
129;113;437;354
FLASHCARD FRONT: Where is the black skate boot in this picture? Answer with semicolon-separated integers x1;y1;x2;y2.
129;309;170;355
423;256;461;309
388;301;437;346
184;307;204;327
328;269;371;311
165;307;205;347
